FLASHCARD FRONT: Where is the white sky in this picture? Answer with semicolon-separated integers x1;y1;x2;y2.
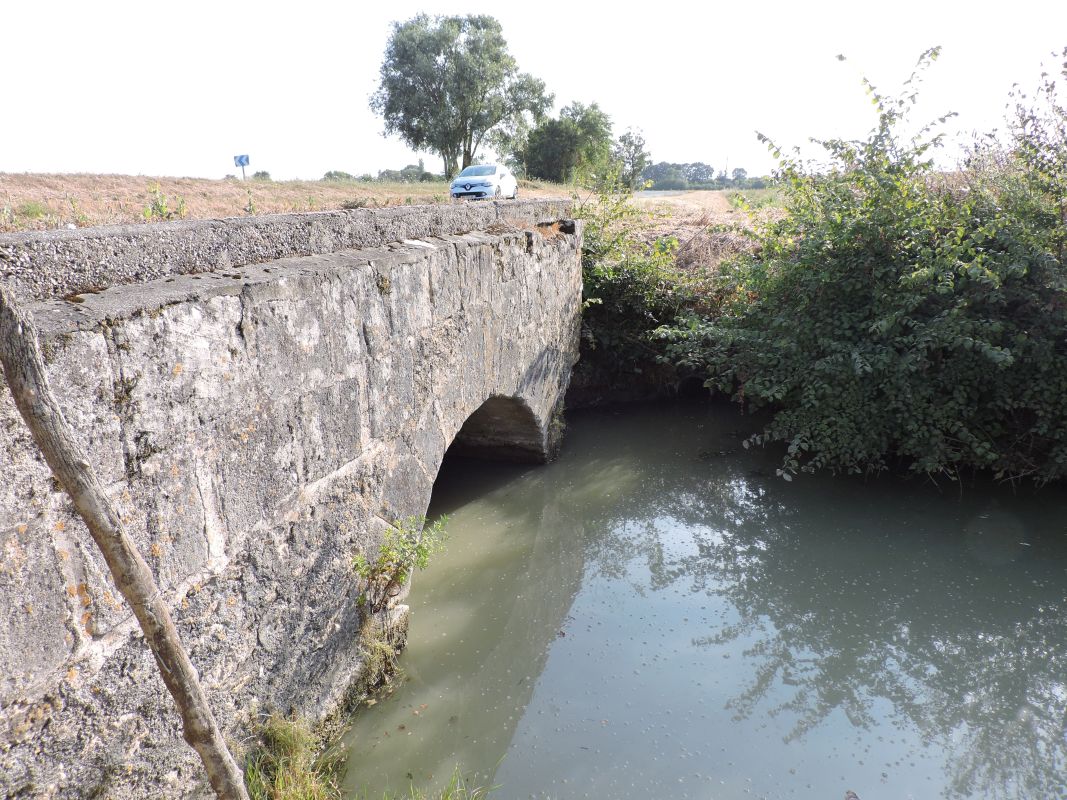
4;0;1065;180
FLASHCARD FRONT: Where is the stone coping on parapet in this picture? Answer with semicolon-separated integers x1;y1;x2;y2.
0;198;573;303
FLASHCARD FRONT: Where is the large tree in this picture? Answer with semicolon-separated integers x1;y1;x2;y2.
683;162;715;184
613;128;651;189
523;118;582;183
561;102;614;180
521;102;615;184
371;14;552;178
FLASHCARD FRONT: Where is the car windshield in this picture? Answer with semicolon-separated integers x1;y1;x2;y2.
456;165;497;178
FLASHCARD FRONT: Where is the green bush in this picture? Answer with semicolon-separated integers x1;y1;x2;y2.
576;189;694;387
353;516;447;614
660;48;1067;483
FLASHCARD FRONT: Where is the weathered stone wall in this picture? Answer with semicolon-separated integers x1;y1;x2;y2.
0;203;581;798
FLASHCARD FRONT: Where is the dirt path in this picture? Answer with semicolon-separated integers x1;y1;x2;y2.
632;189;735;215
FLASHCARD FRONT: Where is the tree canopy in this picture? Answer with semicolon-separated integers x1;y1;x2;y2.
523;118;582;183
521;102;616;184
613;129;651;189
371;14;552;178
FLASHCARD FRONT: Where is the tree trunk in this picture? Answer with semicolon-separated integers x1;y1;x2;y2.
462;130;475;171
441;150;458;180
0;284;249;800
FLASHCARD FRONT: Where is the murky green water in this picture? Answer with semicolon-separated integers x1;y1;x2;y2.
341;401;1067;800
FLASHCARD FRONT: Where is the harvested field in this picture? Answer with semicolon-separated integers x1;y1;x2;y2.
633;189;736;214
0;173;570;233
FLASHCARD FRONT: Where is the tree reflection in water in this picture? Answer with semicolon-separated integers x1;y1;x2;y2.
344;402;1067;799
573;407;1067;800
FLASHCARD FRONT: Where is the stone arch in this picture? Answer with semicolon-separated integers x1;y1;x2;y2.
448;394;549;464
0;201;581;798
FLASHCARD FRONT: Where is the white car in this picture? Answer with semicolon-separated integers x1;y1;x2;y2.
450;164;518;200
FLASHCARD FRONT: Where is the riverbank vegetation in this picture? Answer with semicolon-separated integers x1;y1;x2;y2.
569;181;762;404
245;715;489;800
655;48;1067;484
245;714;344;800
572;191;699;398
243;515;471;800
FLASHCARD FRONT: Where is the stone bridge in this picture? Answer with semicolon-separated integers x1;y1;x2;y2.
0;200;582;798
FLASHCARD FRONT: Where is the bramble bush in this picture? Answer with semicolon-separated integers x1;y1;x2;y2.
659;48;1067;483
575;189;695;389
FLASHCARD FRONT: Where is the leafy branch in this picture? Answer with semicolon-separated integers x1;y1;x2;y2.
353;516;448;614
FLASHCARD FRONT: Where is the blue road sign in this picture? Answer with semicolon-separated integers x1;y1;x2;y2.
234;155;250;167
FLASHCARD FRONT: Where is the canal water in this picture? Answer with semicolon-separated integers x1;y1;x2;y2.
341;401;1067;800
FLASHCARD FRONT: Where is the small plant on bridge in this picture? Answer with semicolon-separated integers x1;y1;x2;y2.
142;183;187;222
353;516;448;614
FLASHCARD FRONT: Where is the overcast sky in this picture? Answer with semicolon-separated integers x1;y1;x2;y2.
5;0;1065;180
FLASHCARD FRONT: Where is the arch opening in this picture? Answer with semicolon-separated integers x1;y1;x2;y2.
448;395;547;464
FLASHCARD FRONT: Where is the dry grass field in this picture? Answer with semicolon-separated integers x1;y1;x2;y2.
0;173;571;233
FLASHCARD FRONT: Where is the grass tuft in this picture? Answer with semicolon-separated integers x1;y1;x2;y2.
245;714;344;800
416;768;493;800
16;200;49;219
245;714;493;800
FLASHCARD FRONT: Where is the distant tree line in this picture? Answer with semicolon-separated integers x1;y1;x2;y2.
641;162;770;191
322;159;440;184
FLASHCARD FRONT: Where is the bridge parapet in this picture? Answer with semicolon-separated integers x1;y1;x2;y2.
0;198;573;303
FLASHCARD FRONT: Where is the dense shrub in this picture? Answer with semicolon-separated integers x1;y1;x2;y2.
576;190;695;388
660;48;1067;483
